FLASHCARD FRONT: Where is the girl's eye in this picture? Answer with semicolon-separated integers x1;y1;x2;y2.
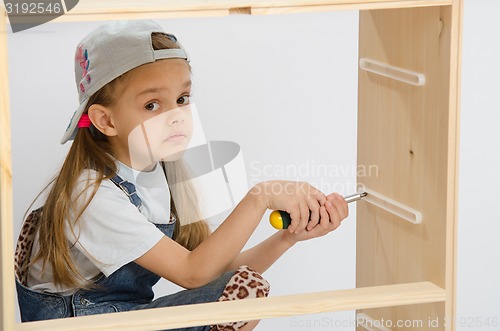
145;101;160;112
177;95;190;105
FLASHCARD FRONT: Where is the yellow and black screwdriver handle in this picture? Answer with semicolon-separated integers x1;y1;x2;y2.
269;192;367;230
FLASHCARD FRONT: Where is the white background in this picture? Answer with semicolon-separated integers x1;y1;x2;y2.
7;0;499;329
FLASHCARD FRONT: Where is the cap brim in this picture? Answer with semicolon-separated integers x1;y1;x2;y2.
60;100;87;144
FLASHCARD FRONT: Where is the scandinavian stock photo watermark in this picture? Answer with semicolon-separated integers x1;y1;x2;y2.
288;314;499;329
123;101;378;222
248;160;379;196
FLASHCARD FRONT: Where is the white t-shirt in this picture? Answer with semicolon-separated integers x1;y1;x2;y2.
27;161;171;295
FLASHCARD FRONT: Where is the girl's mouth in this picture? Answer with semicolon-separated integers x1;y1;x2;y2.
166;133;186;142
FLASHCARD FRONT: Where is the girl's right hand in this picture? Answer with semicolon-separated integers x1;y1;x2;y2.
250;181;327;234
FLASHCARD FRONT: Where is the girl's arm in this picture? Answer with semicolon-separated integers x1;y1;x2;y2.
225;193;348;274
134;181;328;289
224;230;296;274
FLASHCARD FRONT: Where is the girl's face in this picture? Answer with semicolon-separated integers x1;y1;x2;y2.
96;59;193;171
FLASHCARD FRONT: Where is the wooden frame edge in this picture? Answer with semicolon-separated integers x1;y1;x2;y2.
0;5;15;331
1;1;460;330
47;0;453;22
445;0;463;330
16;282;445;331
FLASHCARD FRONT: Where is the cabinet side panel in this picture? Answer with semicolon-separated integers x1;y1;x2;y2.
356;5;455;330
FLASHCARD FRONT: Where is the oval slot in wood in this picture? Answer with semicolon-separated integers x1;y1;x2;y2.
359;58;425;86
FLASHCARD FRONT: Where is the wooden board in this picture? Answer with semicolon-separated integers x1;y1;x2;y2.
1;0;453;22
356;3;461;330
0;6;15;331
444;2;463;329
16;282;445;331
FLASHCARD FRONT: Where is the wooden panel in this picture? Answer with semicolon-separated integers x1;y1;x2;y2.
250;0;452;15
0;6;15;331
443;1;463;330
16;282;445;331
0;0;452;22
356;4;461;330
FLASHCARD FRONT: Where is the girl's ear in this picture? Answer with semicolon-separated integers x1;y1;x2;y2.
88;104;117;137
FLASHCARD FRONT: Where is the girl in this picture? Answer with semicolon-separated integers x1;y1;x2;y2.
14;20;348;331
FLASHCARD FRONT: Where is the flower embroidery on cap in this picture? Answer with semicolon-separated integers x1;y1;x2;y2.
66;110;77;131
76;44;91;93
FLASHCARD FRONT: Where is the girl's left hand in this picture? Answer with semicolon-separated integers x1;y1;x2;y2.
283;192;349;243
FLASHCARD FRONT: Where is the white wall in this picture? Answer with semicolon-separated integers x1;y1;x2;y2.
8;10;359;329
456;1;500;330
6;1;499;329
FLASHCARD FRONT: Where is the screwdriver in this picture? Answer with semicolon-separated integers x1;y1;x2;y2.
269;192;367;230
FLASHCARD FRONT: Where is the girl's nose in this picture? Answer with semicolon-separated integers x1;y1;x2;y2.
166;105;186;126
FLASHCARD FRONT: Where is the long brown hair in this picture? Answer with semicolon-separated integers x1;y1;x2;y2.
31;32;210;289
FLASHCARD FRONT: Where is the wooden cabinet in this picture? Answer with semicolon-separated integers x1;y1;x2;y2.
0;1;462;330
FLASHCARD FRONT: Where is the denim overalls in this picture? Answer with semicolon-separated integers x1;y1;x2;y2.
15;174;235;331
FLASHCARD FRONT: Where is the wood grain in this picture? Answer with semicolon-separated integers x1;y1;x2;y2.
356;4;461;330
0;6;15;331
444;1;463;330
1;0;452;22
16;282;445;331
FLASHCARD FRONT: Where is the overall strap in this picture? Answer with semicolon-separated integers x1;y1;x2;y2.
110;171;177;226
109;174;143;211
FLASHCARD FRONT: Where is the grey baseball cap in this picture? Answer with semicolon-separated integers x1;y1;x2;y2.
60;19;189;144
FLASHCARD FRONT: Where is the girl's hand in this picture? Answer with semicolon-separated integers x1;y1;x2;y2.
282;192;349;243
251;181;327;234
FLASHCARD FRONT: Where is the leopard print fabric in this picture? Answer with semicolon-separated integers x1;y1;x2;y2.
14;207;42;286
210;265;270;331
